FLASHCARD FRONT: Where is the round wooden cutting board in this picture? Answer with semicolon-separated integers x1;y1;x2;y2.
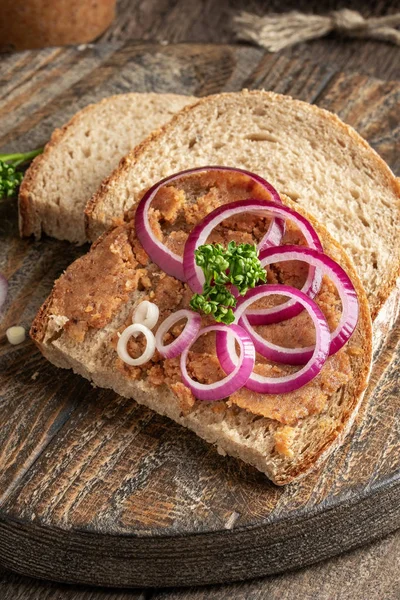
0;43;399;588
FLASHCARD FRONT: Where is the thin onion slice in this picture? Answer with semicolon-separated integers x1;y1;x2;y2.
135;167;283;281
181;323;255;401
132;301;159;329
216;284;331;394
241;247;359;364
0;273;8;312
117;323;156;366
243;208;323;325
183;199;321;294
155;309;201;359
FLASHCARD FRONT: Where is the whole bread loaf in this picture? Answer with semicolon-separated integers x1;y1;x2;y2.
31;186;372;485
86;90;400;319
19;93;196;244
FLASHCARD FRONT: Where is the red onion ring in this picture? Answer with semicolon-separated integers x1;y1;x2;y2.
135;167;283;281
155;309;201;359
0;273;8;312
241;247;359;364
216;285;331;394
243;209;323;325
183;199;321;294
181;323;255;401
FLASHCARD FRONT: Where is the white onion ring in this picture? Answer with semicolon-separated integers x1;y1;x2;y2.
132;301;159;329
117;323;156;366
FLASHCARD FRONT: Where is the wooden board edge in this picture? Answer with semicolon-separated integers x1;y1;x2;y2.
0;480;399;588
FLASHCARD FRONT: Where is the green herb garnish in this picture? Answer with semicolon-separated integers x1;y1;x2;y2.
190;241;266;324
0;148;43;199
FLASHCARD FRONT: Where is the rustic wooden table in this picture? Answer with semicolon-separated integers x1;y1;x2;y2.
1;0;399;598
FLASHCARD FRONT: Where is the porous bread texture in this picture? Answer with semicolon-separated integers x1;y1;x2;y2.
31;197;372;485
19;93;196;244
86;90;400;318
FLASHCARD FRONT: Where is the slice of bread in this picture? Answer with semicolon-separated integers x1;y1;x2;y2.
86;90;400;319
19;93;196;244
31;187;372;486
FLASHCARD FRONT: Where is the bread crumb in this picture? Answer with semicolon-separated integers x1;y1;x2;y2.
211;402;226;415
274;426;296;458
171;381;195;415
111;216;125;228
224;511;240;530
147;364;165;386
347;345;364;356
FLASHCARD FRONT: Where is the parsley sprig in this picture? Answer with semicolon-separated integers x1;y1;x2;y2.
0;148;43;199
190;241;266;324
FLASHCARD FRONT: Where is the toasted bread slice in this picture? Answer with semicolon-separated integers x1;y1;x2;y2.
31;185;372;485
19;93;196;244
85;90;400;319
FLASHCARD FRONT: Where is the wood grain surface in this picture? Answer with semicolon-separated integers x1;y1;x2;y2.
101;0;400;80
0;42;399;588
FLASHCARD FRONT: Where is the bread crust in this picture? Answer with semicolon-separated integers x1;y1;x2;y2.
19;97;111;238
19;125;64;238
85;90;400;321
32;196;373;485
273;206;373;484
19;93;196;240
